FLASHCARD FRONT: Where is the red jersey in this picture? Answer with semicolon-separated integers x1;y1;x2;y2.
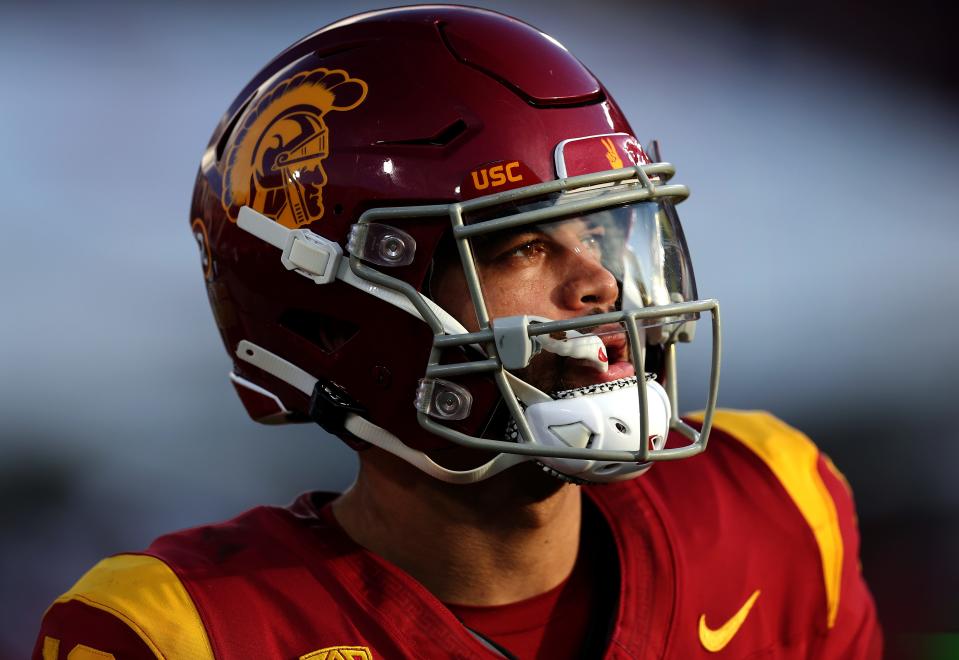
445;507;606;658
34;411;882;659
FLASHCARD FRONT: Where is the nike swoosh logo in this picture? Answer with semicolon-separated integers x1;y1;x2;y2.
698;589;761;652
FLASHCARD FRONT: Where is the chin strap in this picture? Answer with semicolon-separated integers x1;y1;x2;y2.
235;337;668;486
235;339;529;484
343;415;528;484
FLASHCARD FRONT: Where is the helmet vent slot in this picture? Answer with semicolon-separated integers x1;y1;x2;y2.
214;93;255;163
376;119;467;147
278;309;358;355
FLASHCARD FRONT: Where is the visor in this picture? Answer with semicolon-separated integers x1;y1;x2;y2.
459;197;688;389
467;195;698;322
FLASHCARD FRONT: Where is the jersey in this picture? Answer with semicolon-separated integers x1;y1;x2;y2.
33;410;882;659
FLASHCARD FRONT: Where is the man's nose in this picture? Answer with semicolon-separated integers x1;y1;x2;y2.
559;249;618;311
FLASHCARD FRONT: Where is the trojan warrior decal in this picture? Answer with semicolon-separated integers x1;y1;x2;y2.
222;68;368;228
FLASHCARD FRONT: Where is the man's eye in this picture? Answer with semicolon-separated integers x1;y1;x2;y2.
507;241;548;260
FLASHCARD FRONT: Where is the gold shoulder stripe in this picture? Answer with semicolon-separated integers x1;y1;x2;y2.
52;554;214;659
688;409;843;628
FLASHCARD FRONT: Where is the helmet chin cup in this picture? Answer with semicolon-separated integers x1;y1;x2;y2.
526;378;671;483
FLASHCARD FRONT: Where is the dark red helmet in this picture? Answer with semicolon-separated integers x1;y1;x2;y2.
191;6;720;484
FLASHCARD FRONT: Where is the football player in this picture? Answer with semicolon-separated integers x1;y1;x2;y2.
34;6;882;659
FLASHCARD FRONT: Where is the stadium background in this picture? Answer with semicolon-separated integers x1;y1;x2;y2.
1;1;956;657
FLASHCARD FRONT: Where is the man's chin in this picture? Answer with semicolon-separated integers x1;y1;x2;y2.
418;451;571;505
495;460;571;502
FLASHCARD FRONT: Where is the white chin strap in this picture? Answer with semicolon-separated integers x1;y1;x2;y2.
344;415;529;484
234;339;530;485
235;338;667;486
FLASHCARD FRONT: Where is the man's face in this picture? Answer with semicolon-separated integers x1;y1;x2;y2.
432;216;634;393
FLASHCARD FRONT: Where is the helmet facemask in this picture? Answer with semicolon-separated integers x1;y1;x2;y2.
348;163;721;484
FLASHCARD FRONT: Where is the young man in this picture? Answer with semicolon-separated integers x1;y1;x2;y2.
35;6;881;659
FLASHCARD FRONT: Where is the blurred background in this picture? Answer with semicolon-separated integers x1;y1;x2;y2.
1;0;956;657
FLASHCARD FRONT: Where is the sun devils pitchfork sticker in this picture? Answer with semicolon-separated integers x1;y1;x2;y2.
221;68;368;228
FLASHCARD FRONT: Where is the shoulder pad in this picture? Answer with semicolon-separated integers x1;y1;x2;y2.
50;553;214;659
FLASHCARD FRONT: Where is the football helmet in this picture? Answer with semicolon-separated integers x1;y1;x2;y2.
190;6;720;484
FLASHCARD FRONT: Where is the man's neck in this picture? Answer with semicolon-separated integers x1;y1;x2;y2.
332;450;582;606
